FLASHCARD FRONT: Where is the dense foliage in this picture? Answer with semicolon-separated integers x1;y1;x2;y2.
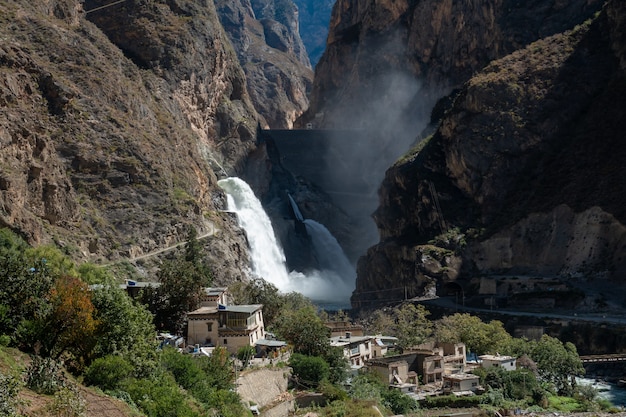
365;302;432;350
0;228;245;417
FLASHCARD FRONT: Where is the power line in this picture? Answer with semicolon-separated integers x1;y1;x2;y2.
84;0;128;14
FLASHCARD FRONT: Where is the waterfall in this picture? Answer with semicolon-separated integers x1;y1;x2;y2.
304;219;354;282
218;177;354;307
217;177;291;289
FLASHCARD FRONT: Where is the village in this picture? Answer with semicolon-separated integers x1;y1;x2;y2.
123;280;522;413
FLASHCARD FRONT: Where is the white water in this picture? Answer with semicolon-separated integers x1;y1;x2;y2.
218;177;354;307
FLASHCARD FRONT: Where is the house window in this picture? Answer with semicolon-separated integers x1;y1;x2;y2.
207;323;213;332
223;339;228;345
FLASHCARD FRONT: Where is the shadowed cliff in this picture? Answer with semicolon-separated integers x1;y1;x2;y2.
353;0;626;310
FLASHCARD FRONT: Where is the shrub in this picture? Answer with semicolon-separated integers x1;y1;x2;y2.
26;356;66;395
84;355;133;391
289;354;330;387
236;345;256;368
121;373;199;417
423;393;483;408
319;379;348;402
0;335;10;347
381;387;419;415
0;372;22;417
47;385;86;417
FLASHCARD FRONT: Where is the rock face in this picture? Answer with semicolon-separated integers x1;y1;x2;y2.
215;0;313;128
301;0;604;130
0;0;256;283
292;0;335;66
353;0;626;308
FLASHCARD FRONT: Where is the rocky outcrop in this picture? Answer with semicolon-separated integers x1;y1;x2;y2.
0;0;255;284
215;0;313;128
353;0;626;308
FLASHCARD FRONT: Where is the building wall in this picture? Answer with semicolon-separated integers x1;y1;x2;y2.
483;358;516;371
187;317;220;346
217;333;254;355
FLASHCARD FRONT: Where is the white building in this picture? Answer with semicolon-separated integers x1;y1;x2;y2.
479;354;517;371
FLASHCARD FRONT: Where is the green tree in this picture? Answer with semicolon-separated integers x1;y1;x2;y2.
323;346;349;385
47;385;85;417
25;245;77;279
182;226;212;280
229;278;283;326
394;303;432;350
290;353;330;387
148;256;212;334
434;313;512;355
84;355;134;391
78;263;115;285
160;347;204;389
272;305;329;356
364;308;395;335
141;229;213;334
196;347;235;391
531;335;584;395
363;304;432;349
90;285;158;376
381;385;419;414
0;237;53;341
476;366;540;401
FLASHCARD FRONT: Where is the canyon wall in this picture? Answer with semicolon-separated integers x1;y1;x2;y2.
351;0;626;309
1;0;287;283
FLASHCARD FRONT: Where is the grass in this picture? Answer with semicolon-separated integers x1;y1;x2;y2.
547;395;584;412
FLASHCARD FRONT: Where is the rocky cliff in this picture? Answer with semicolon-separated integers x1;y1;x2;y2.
301;0;604;130
0;0;263;283
353;0;626;309
292;0;334;66
215;0;313;128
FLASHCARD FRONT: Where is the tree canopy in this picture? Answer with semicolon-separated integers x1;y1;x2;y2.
531;335;584;395
434;313;512;354
272;305;330;356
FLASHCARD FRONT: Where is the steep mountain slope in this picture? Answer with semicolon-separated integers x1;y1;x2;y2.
301;0;604;130
292;0;335;66
0;0;257;281
215;0;313;128
353;0;626;308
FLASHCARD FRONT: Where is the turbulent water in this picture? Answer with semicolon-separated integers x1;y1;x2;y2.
218;177;354;307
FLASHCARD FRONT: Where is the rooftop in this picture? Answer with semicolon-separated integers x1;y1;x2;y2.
444;373;479;381
204;287;228;296
188;304;263;315
479;354;516;361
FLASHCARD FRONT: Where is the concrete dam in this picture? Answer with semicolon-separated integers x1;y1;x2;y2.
259;129;378;215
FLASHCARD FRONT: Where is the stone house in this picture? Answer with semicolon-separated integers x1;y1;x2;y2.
187;303;265;355
368;357;419;392
330;334;390;368
367;342;468;388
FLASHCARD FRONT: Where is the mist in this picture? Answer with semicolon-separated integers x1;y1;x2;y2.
316;69;439;261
